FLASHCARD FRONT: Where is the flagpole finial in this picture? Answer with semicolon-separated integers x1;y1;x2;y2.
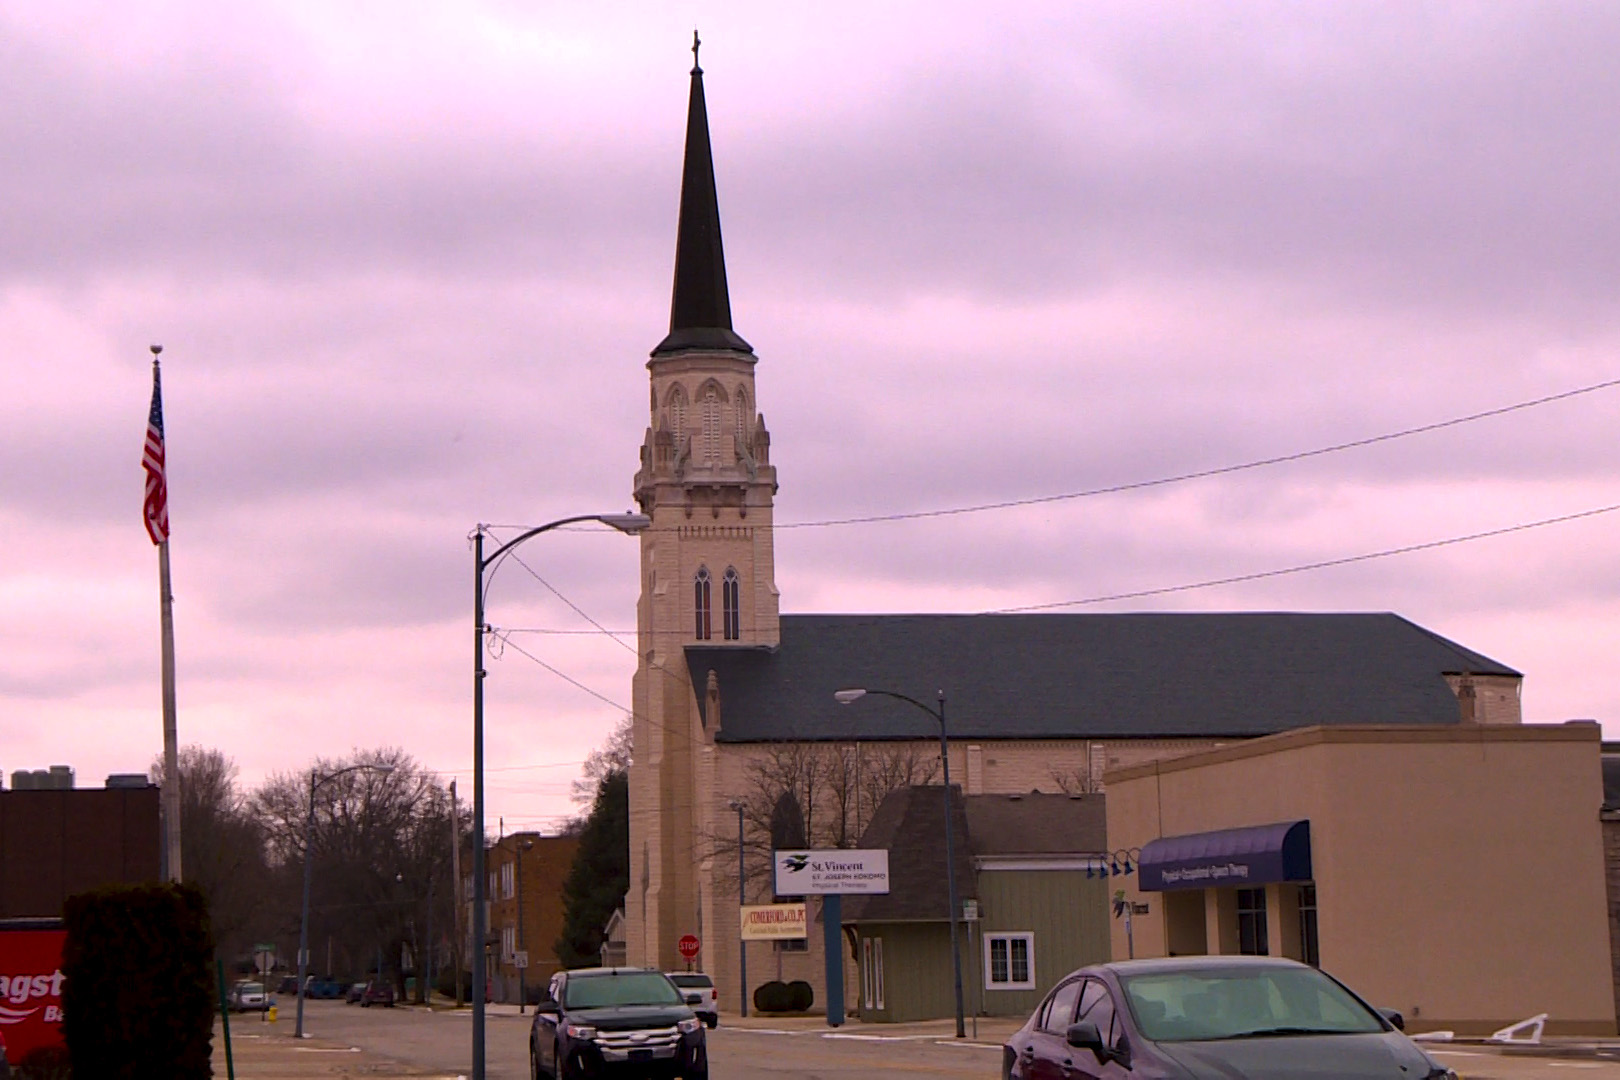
150;344;163;358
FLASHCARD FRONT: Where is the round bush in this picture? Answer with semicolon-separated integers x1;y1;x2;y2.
787;980;814;1011
753;980;791;1013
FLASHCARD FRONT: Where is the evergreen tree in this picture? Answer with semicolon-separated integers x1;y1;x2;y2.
555;769;629;968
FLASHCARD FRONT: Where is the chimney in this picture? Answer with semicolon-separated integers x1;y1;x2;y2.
1457;674;1478;724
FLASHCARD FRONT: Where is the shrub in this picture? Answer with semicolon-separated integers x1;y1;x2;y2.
787;980;814;1011
61;882;214;1079
752;980;790;1012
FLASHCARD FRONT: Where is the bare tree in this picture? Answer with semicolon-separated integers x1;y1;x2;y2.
150;746;271;962
253;748;457;994
1048;764;1101;795
709;741;941;902
569;715;633;808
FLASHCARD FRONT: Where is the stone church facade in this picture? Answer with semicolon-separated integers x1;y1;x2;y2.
622;49;1523;1012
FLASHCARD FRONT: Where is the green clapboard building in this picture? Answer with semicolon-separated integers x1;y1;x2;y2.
845;788;1112;1022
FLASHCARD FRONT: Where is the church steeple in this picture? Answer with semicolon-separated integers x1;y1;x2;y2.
653;31;753;357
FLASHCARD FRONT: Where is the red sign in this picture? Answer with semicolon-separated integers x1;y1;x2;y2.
677;934;700;961
0;925;67;1060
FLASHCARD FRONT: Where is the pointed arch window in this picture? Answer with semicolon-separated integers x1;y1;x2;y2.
668;385;689;447
722;567;740;640
701;385;722;464
694;566;712;641
735;386;750;446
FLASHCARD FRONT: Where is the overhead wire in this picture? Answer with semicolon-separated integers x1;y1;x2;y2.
474;374;1620;821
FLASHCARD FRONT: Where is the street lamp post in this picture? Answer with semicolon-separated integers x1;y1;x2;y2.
516;839;533;1013
835;687;965;1039
728;800;747;1018
471;513;648;1079
296;762;395;1040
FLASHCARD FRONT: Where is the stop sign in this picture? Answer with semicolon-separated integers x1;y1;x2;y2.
677;934;700;960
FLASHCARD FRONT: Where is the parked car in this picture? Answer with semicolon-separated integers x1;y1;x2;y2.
665;972;718;1028
307;976;344;1000
345;981;368;1004
531;968;707;1080
1004;956;1456;1080
227;981;269;1012
361;982;395;1008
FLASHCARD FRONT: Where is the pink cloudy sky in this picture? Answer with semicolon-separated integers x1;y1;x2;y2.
4;2;1619;835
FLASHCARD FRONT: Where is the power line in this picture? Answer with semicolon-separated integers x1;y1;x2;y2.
994;502;1620;613
776;374;1620;529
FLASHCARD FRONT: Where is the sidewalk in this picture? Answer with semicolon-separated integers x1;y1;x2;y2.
211;1021;453;1079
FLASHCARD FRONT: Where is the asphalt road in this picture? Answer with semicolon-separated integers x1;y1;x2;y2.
289;999;1006;1079
276;998;1620;1080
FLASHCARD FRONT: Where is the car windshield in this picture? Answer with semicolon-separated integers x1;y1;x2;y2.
668;975;712;988
239;983;263;995
565;972;684;1009
1119;966;1386;1042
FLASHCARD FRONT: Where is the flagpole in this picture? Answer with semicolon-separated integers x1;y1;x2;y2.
147;344;182;883
158;535;181;882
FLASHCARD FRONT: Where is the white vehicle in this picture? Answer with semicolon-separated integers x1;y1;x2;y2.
227;981;268;1012
666;972;718;1027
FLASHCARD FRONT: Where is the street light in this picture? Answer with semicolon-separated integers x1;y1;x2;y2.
834;687;965;1038
472;513;648;1079
728;799;747;1018
516;839;534;1014
295;762;395;1040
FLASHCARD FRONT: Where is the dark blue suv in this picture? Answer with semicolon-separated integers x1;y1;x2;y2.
530;968;707;1080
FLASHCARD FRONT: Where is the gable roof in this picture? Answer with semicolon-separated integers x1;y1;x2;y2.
843;788;1107;923
688;612;1516;743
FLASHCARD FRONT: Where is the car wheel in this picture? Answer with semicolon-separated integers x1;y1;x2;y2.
529;1042;542;1080
704;1014;717;1028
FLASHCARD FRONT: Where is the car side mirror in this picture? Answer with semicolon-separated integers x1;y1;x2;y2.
1378;1008;1405;1031
1066;1020;1108;1060
537;1000;559;1014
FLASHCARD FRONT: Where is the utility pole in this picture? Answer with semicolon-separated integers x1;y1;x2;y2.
450;778;464;1007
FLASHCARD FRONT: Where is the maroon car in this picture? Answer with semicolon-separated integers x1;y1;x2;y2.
1003;956;1454;1080
361;981;395;1008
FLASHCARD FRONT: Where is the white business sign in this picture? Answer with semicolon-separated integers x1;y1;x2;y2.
740;903;808;940
773;849;890;895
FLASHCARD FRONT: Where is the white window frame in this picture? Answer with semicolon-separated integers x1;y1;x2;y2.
501;861;515;900
861;936;885;1011
983;931;1036;991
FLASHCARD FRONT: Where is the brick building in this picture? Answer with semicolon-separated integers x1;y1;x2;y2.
0;780;161;918
478;832;578;1004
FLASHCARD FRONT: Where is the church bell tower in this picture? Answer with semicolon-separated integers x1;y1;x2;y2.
626;35;780;971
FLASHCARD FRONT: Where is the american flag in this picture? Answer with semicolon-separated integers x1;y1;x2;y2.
142;362;169;544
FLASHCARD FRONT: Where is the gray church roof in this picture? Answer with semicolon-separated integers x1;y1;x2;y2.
686;612;1517;743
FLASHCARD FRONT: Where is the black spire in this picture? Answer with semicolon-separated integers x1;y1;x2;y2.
653;31;752;356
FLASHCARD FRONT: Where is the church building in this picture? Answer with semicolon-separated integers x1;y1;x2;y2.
623;44;1524;1015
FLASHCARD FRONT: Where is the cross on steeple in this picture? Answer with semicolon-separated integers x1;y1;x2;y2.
691;29;701;74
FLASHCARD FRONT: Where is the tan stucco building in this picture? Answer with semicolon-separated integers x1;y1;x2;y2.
620;51;1542;1023
1104;722;1615;1035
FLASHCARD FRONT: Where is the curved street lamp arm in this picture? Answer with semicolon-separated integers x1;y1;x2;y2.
477;514;648;609
836;686;944;725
